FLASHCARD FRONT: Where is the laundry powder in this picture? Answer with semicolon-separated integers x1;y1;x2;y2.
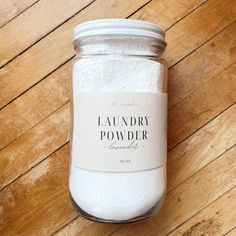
70;19;167;223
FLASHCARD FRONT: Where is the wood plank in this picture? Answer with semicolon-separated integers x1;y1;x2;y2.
0;187;77;236
55;219;119;236
0;0;93;67
1;0;235;109
168;187;236;236
0;0;37;28
0;0;209;153
54;217;92;236
131;0;206;29
168;22;236;108
164;0;236;66
168;63;236;149
0;104;70;190
167;104;236;191
109;145;236;236
0;63;71;150
0;144;69;229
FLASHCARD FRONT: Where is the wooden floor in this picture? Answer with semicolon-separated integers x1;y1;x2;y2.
0;0;235;235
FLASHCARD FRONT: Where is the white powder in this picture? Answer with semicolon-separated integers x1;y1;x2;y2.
70;56;166;221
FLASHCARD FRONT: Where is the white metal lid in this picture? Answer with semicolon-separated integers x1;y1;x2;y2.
73;19;166;46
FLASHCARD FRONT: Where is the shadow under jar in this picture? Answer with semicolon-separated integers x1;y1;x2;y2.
70;19;168;223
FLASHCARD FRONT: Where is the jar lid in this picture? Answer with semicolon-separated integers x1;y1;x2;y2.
73;19;166;46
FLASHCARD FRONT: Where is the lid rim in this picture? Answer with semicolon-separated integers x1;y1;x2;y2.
73;19;166;46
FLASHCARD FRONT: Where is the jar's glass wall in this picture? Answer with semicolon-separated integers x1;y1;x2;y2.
70;32;167;223
74;36;165;58
70;55;167;223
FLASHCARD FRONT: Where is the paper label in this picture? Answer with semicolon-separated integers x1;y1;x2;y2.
72;92;167;172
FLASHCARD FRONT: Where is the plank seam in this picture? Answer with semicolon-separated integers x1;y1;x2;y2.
51;214;79;236
0;54;74;111
0;0;96;70
165;0;208;31
1;183;72;233
165;186;236;236
168;101;236;152
167;143;236;195
0;139;69;193
0;55;73;151
168;62;236;110
126;0;152;18
107;226;123;236
169;19;236;70
0;0;40;29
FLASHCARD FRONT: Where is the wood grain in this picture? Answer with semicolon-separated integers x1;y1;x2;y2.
168;22;236;108
0;187;77;236
0;0;93;67
0;0;38;28
0;144;69;229
0;63;71;150
0;104;70;190
168;187;236;235
164;0;236;66
131;0;207;29
56;219;119;236
55;217;93;236
168;63;236;149
167;104;236;191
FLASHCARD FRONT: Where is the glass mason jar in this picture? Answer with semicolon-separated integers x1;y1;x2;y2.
70;19;167;223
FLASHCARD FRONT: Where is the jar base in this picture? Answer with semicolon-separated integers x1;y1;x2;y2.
69;193;165;224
